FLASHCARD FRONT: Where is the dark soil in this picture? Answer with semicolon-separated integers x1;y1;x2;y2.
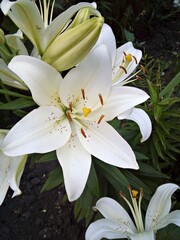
0;7;180;240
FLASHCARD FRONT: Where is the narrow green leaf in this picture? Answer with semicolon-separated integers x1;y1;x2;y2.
0;98;36;109
87;162;99;197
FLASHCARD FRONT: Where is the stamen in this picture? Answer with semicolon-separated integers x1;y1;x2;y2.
81;89;85;100
66;111;72;122
98;114;105;124
140;65;146;74
133;55;138;64
81;128;87;138
69;102;73;112
119;66;127;74
98;94;104;105
82;107;91;117
136;75;142;81
123;51;127;56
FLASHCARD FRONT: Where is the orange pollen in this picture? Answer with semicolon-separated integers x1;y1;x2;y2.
81;128;87;138
98;114;105;124
81;89;85;100
69;102;73;112
66;111;72;122
98;94;104;105
119;66;127;74
133;55;138;64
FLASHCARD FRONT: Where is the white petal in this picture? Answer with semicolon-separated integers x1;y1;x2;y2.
95;23;116;65
8;56;63;106
103;86;149;121
1;0;44;53
145;183;180;231
113;42;142;85
85;219;129;240
130;231;155;240
153;210;180;230
8;155;27;197
95;197;137;232
76;120;138;169
126;108;152;142
60;44;112;111
2;106;71;156
56;127;91;202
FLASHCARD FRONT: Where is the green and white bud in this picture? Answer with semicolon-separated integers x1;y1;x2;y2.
42;16;104;71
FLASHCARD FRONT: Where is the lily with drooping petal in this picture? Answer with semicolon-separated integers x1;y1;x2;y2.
85;183;180;240
0;131;27;205
1;45;149;201
96;23;152;142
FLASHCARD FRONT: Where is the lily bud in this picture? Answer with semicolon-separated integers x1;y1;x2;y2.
0;29;5;45
67;8;90;30
42;16;104;71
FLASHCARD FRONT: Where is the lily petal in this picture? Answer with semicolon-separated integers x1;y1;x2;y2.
76;120;138;169
8;56;63;106
85;219;128;240
102;86;149;121
145;183;180;231
95;23;116;65
95;197;137;232
56;126;91;202
153;210;180;230
1;0;45;54
126;108;152;142
60;44;112;110
2;106;71;156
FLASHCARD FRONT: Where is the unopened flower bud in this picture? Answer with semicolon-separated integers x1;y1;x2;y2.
42;16;104;71
0;29;5;44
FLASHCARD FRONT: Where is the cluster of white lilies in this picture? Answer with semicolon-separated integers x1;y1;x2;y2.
0;1;179;239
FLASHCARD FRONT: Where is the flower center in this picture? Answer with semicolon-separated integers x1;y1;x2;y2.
120;186;145;233
82;107;91;117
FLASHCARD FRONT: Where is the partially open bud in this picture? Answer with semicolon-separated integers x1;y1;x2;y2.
42;16;104;71
0;29;5;45
67;8;90;30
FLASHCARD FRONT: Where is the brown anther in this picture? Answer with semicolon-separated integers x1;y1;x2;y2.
136;75;142;81
140;187;144;196
123;51;127;56
119;66;127;74
133;55;138;64
98;94;104;105
81;89;85;100
128;185;131;191
119;191;125;199
66;111;72;122
140;65;146;74
69;102;73;112
98;114;105;124
81;128;87;138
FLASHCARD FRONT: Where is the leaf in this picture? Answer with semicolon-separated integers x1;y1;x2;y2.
147;80;159;103
0;98;36;109
160;71;180;98
124;29;135;42
157;224;180;240
37;151;57;163
137;162;169;178
87;162;99;197
41;167;63;192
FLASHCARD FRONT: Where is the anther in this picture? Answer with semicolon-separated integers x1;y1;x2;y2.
136;75;142;81
98;94;104;105
133;55;138;64
119;66;127;74
69;102;73;112
123;51;127;56
66;111;72;122
119;191;125;199
98;114;105;124
140;65;146;74
81;89;85;100
81;128;87;138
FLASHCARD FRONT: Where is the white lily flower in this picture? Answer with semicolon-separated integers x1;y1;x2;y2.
0;0;101;55
96;23;152;142
85;183;180;240
1;45;149;201
0;131;27;205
